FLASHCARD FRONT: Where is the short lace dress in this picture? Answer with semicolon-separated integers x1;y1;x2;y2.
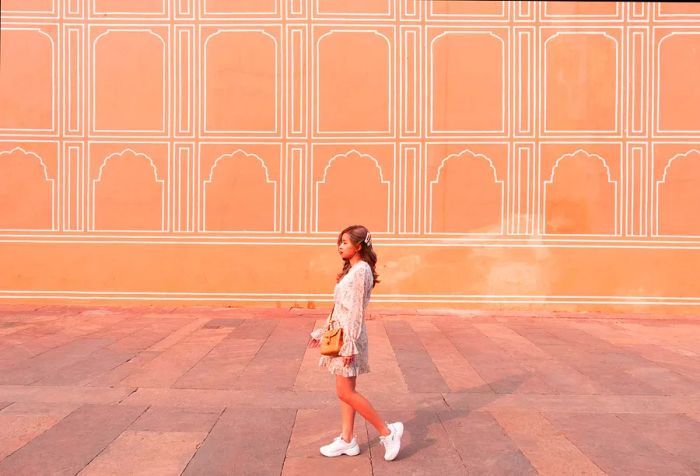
310;260;373;377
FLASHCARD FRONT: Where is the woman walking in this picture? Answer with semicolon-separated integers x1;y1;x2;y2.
308;224;404;461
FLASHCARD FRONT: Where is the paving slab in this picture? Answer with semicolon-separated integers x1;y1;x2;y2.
182;408;295;476
129;406;223;433
383;320;450;393
438;409;538;474
545;412;698;476
489;408;606;475
281;407;372;475
120;328;231;388
409;320;488;392
0;402;78;460
0;404;146;476
615;413;700;473
368;409;467;475
79;430;208;476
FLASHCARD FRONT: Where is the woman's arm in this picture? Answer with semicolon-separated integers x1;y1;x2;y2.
309;326;325;341
339;265;367;358
308;307;332;346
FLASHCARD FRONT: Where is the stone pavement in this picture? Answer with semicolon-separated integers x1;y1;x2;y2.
0;305;698;476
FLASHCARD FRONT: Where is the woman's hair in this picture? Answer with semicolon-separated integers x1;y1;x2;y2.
336;224;380;288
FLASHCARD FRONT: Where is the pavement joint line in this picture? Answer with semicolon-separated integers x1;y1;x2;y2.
171;327;234;390
179;406;224;476
365;419;375;475
440;393;451;409
146;317;211;353
117;387;138;404
238;319;280;379
80;405;148;473
0;401;65;463
279;408;298;476
436;410;468;474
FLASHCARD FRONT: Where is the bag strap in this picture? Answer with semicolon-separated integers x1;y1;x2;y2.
325;304;336;329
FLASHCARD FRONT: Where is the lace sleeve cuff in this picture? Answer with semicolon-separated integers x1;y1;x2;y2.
310;327;325;340
339;337;359;356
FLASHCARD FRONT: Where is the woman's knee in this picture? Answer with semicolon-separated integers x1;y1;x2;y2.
336;386;354;402
335;380;355;402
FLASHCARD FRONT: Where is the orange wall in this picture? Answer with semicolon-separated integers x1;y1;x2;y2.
2;1;700;312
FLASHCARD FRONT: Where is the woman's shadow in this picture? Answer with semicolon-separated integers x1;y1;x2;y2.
365;375;529;461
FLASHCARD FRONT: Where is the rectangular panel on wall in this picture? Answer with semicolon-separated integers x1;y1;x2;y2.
541;1;622;22
176;0;193;18
399;144;420;234
511;143;535;235
401;0;420;20
625;143;648;236
655;2;700;21
285;144;307;233
514;0;535;21
287;0;307;18
0;26;59;135
201;0;280;18
513;27;534;137
539;27;622;137
175;26;194;137
627;28;647;136
1;0;58;17
401;27;420;137
654;27;700;136
539;142;622;237
427;27;509;137
89;26;170;137
652;143;700;238
91;0;168;18
64;0;84;18
87;142;170;232
312;143;395;233
199;25;282;138
312;26;395;138
173;143;195;232
427;1;507;21
62;142;85;231
425;143;508;236
314;0;393;18
628;2;648;21
287;26;307;137
64;25;84;136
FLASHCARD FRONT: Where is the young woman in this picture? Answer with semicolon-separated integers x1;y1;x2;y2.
308;224;404;461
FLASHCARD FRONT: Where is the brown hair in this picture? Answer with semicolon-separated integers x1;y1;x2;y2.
336;225;380;288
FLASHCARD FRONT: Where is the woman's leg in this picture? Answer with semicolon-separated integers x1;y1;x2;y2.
335;375;390;437
339;399;356;442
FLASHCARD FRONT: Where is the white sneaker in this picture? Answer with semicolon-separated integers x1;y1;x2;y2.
320;435;361;457
379;421;404;461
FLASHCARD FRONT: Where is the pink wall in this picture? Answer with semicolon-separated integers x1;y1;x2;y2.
2;1;700;312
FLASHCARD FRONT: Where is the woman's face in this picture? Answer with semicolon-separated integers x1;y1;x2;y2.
338;233;360;260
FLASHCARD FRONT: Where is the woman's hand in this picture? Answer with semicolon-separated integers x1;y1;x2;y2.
308;338;320;348
342;354;355;367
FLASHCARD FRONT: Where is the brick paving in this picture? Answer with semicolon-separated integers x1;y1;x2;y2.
0;305;698;475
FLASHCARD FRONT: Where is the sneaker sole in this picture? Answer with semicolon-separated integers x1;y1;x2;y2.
320;445;361;457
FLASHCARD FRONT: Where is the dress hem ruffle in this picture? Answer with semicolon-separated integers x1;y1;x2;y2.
318;355;370;377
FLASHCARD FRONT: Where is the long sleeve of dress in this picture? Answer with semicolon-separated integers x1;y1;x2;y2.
339;265;368;357
310;323;326;341
310;308;333;340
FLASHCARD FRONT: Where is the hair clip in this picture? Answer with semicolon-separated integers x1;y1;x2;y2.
364;232;372;247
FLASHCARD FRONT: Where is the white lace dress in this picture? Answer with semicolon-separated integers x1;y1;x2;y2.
310;260;373;377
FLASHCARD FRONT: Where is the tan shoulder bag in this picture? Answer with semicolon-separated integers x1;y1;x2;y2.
319;305;344;356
